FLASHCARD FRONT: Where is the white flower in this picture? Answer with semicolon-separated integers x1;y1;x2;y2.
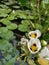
28;30;41;39
39;47;49;60
21;37;28;45
28;38;41;54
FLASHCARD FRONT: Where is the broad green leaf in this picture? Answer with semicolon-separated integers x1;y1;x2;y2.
1;30;14;40
0;8;11;14
0;18;11;25
16;10;34;19
0;27;8;33
5;51;19;65
0;4;8;8
7;11;17;20
12;5;20;9
7;23;17;30
3;0;16;5
34;23;43;32
0;27;14;40
5;54;11;61
5;58;15;65
0;39;12;51
0;13;8;17
18;20;31;32
21;20;30;25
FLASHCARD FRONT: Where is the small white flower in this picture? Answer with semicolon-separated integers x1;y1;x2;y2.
39;47;49;60
21;37;28;45
28;30;41;39
28;38;41;54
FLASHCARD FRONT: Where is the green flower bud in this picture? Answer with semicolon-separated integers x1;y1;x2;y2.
41;40;47;46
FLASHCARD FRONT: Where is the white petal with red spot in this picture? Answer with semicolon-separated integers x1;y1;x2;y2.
28;38;41;54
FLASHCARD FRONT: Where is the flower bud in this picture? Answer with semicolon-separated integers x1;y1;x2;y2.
41;40;47;46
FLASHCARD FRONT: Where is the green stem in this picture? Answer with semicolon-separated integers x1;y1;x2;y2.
20;57;26;65
30;21;35;28
16;53;27;61
37;0;41;23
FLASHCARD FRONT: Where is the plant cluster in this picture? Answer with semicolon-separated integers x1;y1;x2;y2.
0;0;49;65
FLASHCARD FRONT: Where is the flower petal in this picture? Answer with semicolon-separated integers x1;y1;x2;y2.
28;38;41;54
35;30;41;38
28;30;41;39
39;47;49;60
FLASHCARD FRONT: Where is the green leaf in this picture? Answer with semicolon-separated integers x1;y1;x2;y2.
4;50;19;65
2;30;14;40
5;58;15;65
7;23;17;30
34;23;43;32
0;39;12;51
0;62;2;65
18;20;31;32
0;4;8;8
0;13;8;17
5;54;11;61
0;27;8;33
0;8;11;14
0;18;11;25
7;11;17;20
21;20;30;25
0;27;14;40
16;10;34;19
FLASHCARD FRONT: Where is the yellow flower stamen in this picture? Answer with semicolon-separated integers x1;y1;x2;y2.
30;33;37;38
30;44;37;51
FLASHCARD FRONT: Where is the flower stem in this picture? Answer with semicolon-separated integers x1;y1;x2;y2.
37;0;42;23
15;33;23;38
16;53;27;61
30;21;35;28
